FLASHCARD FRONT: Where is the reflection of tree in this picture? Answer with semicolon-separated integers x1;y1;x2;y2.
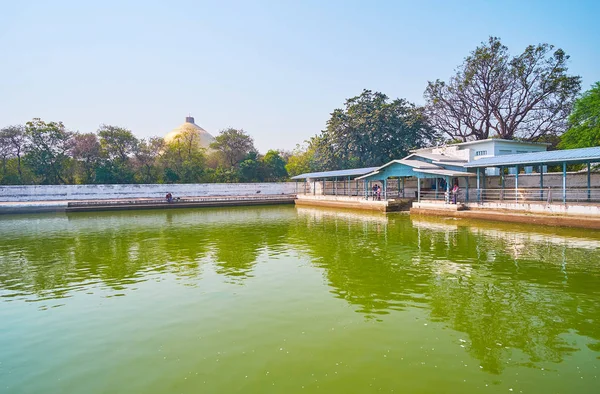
0;207;295;299
290;212;600;374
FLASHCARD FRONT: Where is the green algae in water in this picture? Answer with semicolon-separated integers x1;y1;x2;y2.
0;206;599;393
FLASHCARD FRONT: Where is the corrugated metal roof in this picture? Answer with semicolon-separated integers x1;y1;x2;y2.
406;152;467;163
413;168;476;177
290;166;379;180
464;147;600;168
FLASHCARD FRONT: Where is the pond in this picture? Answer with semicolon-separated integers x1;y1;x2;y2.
1;206;599;393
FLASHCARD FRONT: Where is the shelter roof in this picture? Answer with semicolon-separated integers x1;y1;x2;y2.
355;159;440;180
464;147;600;168
405;152;467;163
290;167;379;180
413;168;476;177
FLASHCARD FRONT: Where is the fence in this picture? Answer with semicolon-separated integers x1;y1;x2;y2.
474;187;600;204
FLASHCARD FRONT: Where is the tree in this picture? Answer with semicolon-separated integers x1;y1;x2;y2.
425;37;581;142
285;144;317;176
134;137;164;183
71;133;102;183
97;125;139;184
261;150;288;181
559;82;600;149
210;128;256;167
312;90;435;169
24;118;74;184
0;125;26;182
161;129;206;183
98;125;138;162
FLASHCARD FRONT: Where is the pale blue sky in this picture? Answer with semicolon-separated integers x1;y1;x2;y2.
1;0;599;152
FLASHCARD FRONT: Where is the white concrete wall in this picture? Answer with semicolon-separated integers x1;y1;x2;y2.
465;201;600;217
0;183;297;202
483;172;600;189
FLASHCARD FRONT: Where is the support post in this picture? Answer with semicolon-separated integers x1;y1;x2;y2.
334;177;337;196
476;168;480;202
364;180;368;200
446;176;450;204
465;176;469;202
402;177;405;198
500;166;505;201
587;162;591;202
383;178;387;200
313;180;315;196
515;165;519;203
540;165;544;201
417;177;421;202
562;162;567;204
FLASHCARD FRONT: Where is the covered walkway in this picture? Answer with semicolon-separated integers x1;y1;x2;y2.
464;146;600;204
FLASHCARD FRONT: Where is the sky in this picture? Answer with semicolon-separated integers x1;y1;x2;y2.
1;0;599;152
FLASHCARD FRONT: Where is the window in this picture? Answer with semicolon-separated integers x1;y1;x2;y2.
516;150;528;154
499;149;512;155
475;150;488;156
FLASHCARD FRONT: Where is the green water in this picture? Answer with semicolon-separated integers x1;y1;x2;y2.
1;206;599;393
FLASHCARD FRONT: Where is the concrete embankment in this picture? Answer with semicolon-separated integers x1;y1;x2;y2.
0;183;298;214
0;195;296;215
410;206;600;230
294;195;413;212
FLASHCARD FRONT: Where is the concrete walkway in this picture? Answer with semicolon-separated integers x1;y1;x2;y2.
0;195;296;214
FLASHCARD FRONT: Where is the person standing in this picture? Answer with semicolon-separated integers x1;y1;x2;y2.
451;182;460;204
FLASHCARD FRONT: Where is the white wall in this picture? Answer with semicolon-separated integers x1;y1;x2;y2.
0;183;297;202
483;172;600;189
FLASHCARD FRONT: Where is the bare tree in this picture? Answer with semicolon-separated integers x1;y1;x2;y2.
424;37;581;141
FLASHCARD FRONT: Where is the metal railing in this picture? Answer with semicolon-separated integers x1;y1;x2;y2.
472;188;600;204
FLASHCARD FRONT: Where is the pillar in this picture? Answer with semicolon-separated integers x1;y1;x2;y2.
383;178;387;200
364;180;368;200
540;165;544;201
446;176;450;204
402;177;405;198
313;180;316;196
417;177;421;202
500;166;505;201
515;165;519;203
465;176;469;202
587;162;591;201
476;168;480;202
562;162;567;204
334;177;337;196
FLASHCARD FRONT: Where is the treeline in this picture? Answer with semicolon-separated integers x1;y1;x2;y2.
0;120;288;185
2;37;598;185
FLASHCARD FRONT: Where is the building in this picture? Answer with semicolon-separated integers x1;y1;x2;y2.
164;116;215;148
291;140;600;225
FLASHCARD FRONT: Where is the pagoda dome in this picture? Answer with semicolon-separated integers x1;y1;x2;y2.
164;116;215;148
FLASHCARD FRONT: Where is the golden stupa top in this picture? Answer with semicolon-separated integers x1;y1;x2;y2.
164;116;215;148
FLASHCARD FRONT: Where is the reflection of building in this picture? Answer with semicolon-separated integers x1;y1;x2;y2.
292;139;600;222
164;116;215;148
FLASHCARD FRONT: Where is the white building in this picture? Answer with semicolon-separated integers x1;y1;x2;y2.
411;139;549;175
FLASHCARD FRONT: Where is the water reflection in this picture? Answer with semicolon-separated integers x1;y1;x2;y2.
1;206;600;375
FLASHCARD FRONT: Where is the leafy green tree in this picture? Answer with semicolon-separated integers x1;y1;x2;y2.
134;137;164;183
312;90;435;169
24;118;73;184
97;125;139;183
261;150;288;181
161;129;206;183
285;143;318;176
559;82;600;149
425;37;581;142
239;151;263;182
210;128;256;167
